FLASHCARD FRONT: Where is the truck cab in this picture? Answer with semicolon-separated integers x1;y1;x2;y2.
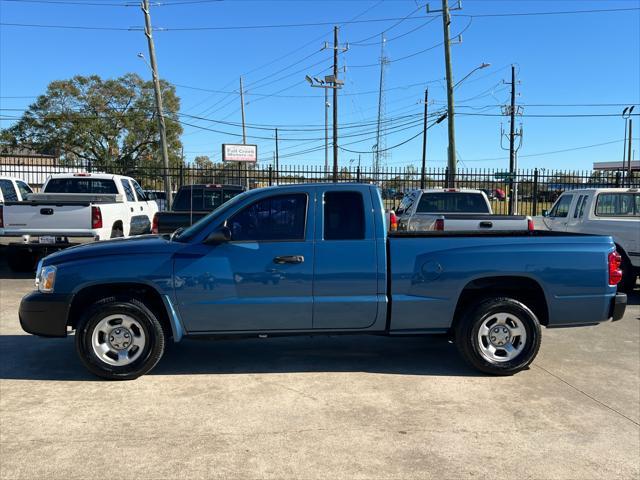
543;188;640;291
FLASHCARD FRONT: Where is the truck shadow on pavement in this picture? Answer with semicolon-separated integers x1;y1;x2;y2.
0;334;481;381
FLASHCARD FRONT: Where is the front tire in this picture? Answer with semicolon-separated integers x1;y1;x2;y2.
455;297;542;375
75;297;165;380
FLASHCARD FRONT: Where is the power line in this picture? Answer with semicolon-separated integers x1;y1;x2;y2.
348;16;473;68
3;6;637;31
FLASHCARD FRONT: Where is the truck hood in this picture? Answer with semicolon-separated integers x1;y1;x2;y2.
42;235;180;266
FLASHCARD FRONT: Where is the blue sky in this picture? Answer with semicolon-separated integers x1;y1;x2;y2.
1;0;639;171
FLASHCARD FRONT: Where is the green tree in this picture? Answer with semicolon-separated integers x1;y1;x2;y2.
0;73;183;173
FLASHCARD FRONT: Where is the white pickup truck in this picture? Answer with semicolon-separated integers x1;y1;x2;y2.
541;187;639;292
392;188;533;232
0;173;158;271
0;176;33;203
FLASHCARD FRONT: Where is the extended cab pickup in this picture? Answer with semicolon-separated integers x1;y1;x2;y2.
152;184;245;234
19;183;626;380
394;189;532;232
0;173;158;271
541;188;639;292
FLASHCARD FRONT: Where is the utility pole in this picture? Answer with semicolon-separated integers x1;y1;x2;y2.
508;65;516;215
501;64;523;215
374;33;389;176
239;76;247;144
332;26;339;182
141;0;172;209
239;76;248;188
275;128;279;185
441;0;456;187
628;119;633;185
420;89;429;189
306;30;346;181
324;87;329;176
622;106;634;184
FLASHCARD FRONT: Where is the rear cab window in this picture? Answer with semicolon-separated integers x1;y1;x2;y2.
45;178;118;194
595;193;640;217
174;186;245;211
416;192;490;213
323;191;365;240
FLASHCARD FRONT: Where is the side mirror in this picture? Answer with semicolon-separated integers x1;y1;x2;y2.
204;226;231;245
541;209;549;217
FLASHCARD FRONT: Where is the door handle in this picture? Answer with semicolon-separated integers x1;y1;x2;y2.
479;221;493;228
130;207;134;212
140;206;143;211
273;255;304;264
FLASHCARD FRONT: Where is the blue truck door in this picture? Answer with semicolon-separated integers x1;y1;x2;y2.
173;192;314;332
312;187;379;329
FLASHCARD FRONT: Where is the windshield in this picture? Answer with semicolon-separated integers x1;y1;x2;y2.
173;189;252;242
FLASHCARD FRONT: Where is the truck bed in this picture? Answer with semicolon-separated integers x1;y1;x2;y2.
387;230;615;331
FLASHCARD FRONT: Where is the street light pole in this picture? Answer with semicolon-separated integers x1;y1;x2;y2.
141;0;172;209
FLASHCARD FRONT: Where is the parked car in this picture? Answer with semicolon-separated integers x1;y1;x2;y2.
0;173;158;271
152;184;245;235
542;188;639;292
19;183;626;380
0;176;33;204
394;188;532;232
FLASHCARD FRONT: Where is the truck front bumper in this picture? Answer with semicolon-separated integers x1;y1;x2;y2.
610;293;627;322
19;291;72;337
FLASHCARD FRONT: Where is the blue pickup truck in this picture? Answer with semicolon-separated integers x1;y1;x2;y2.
19;183;627;380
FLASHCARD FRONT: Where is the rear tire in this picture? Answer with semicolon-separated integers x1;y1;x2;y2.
110;224;124;239
617;253;636;293
455;297;542;375
75;297;165;380
6;247;38;272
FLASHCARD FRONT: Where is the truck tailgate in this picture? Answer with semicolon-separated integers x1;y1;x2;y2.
2;203;90;233
442;214;530;231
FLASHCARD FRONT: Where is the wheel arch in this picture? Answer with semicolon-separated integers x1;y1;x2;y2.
68;282;174;339
453;275;549;329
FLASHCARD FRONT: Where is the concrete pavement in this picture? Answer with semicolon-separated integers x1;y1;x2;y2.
1;257;638;479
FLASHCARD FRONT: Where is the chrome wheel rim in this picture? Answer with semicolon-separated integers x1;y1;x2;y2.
477;312;527;363
91;314;146;366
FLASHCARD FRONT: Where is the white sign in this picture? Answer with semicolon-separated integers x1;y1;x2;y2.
222;144;257;163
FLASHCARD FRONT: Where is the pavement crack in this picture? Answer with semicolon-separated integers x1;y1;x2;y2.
534;364;639;427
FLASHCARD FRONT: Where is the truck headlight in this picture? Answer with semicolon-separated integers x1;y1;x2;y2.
36;264;57;293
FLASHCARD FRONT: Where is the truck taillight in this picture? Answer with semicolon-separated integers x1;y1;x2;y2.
434;217;445;231
0;205;3;228
527;218;534;232
151;212;159;234
91;206;103;229
608;251;623;286
389;211;397;232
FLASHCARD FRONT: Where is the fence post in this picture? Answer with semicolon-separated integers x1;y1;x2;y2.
268;165;273;186
532;168;539;216
615;171;621;187
179;163;184;188
356;166;361;182
444;167;449;188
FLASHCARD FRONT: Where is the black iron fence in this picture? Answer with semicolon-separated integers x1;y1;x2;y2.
2;157;638;216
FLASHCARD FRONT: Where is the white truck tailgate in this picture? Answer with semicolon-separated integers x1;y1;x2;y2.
3;204;91;232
